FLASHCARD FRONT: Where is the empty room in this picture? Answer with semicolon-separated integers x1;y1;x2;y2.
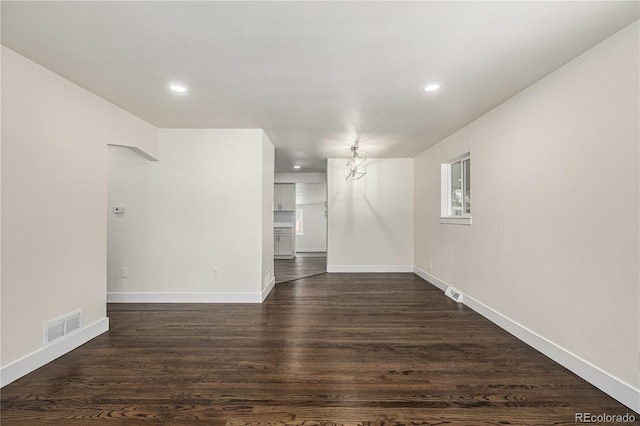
1;1;639;425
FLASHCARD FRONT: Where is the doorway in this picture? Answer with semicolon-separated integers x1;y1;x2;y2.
274;177;328;283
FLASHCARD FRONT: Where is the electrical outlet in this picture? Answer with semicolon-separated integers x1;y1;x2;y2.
213;268;220;278
120;267;128;278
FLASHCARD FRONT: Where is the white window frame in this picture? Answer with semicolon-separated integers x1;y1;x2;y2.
440;153;472;225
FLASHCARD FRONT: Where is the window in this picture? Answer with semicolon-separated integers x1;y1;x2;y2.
295;208;303;235
441;153;471;225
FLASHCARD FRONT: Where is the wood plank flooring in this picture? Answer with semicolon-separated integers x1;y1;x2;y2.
1;273;635;425
274;257;326;284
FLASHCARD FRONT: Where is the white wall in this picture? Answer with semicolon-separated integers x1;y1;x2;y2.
107;129;273;302
261;133;275;293
275;172;326;183
414;22;639;410
296;204;326;252
296;182;326;205
0;45;3;376
327;158;414;272
1;47;158;383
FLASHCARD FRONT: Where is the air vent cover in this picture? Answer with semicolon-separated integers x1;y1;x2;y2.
65;311;82;334
45;318;65;345
445;287;465;304
44;309;83;346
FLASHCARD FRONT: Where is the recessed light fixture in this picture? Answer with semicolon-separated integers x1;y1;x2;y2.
169;84;188;93
293;165;301;169
422;83;441;92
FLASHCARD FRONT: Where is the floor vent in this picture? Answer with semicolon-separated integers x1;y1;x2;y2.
44;309;83;346
445;287;464;304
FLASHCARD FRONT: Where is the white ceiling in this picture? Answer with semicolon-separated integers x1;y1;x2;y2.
2;1;638;172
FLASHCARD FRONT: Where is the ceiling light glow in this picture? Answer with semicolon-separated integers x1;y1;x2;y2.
170;84;188;93
423;83;441;92
293;165;301;169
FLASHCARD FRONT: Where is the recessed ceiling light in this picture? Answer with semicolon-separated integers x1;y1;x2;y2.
422;83;441;92
169;84;188;93
293;165;301;169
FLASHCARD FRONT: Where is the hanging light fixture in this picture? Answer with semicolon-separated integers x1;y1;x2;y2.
345;140;367;180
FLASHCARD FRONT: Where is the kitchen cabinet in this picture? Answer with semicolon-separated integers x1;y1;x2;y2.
274;183;295;211
274;227;294;259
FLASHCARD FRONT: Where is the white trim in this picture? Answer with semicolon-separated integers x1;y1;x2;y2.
262;277;276;302
1;317;109;388
439;216;472;225
441;152;471;221
326;265;414;273
107;292;263;303
462;292;640;414
414;270;640;414
295;251;327;258
108;144;158;161
413;266;448;291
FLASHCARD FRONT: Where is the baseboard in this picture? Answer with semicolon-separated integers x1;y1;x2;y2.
463;292;640;414
295;251;327;258
413;269;640;414
327;265;414;273
413;266;448;291
1;317;109;387
107;292;263;303
262;277;276;302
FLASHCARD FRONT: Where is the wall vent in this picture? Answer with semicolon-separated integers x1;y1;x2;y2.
65;311;82;334
445;287;465;304
45;319;65;345
44;309;83;346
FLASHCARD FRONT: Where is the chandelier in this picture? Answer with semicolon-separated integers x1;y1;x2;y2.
345;140;367;180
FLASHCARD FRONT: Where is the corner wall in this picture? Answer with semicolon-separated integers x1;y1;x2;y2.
107;129;272;303
261;132;275;298
327;158;413;272
414;22;639;411
1;47;158;385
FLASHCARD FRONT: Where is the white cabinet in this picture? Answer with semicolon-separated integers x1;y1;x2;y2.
274;183;295;211
274;184;295;258
274;227;294;258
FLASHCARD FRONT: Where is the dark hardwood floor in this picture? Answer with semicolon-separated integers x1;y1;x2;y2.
274;256;326;284
1;273;634;425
